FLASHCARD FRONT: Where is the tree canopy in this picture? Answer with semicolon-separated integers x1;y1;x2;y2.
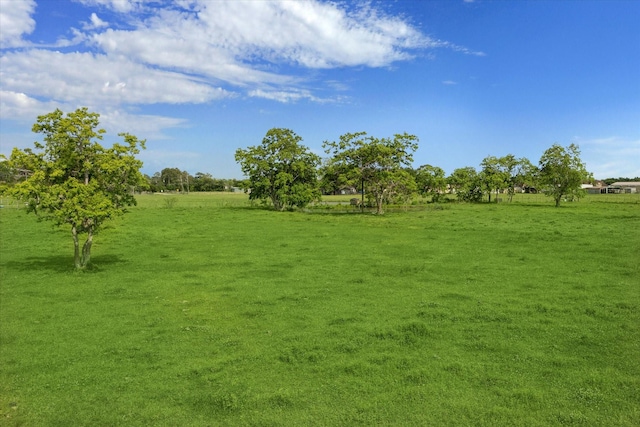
9;108;146;269
235;128;321;211
415;164;447;202
323;132;419;214
448;166;483;202
537;143;591;207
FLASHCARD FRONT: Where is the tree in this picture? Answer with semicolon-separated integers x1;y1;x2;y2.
538;143;591;207
479;156;507;203
323;132;419;214
8;108;146;269
0;154;14;186
414;164;447;202
478;155;536;203
318;160;351;195
448;166;483;202
235;128;321;210
160;167;185;192
498;155;535;202
193;172;226;192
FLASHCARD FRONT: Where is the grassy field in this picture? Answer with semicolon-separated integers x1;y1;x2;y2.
1;193;639;426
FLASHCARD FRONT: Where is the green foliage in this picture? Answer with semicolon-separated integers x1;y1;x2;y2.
448;166;483;202
602;177;640;185
479;155;507;202
1;194;638;425
191;172;226;192
538;143;592;207
499;154;536;202
415;164;447;202
318;160;353;195
235;128;321;211
478;155;536;203
159;167;188;192
323;132;419;214
8;108;145;268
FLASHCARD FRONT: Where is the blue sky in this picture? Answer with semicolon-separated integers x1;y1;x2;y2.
1;0;638;179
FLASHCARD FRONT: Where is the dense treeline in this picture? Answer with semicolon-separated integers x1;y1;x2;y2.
143;168;245;193
234;128;597;211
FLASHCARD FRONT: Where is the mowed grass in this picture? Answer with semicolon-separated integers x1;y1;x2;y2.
1;193;638;426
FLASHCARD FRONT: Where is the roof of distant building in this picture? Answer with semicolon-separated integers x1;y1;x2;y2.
610;182;640;186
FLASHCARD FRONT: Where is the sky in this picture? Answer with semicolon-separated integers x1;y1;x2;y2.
1;0;638;179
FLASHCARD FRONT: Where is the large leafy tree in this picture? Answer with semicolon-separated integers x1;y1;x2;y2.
323;132;419;214
9;108;146;269
448;166;483;202
479;156;507;203
478;155;536;202
192;172;226;192
538;143;591;207
414;164;447;202
235;128;321;211
498;154;535;202
318;160;352;195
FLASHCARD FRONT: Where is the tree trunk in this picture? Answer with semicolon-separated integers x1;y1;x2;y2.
271;195;283;211
555;194;562;207
72;224;93;268
375;194;384;215
72;225;81;269
82;229;93;268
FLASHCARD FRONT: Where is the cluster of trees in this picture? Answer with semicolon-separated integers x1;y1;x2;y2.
235;129;420;214
236;128;593;212
144;169;243;193
0;108;596;268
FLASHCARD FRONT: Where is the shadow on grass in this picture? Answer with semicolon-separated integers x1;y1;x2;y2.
4;254;126;273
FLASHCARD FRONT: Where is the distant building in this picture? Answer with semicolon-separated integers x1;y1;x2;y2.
610;182;640;193
586;182;640;194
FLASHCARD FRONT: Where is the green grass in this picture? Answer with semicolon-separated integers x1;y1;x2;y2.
1;193;639;426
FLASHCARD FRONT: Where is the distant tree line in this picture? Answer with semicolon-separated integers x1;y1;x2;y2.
236;128;596;212
602;177;640;185
143;168;245;193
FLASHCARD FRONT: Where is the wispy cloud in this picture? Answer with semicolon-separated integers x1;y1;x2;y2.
82;13;109;30
576;136;640;178
74;0;146;14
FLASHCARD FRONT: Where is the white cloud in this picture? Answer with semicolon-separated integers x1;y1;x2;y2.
87;0;441;90
0;49;233;106
98;108;188;139
442;80;457;85
1;0;484;143
578;136;640;178
2;0;482;107
0;90;65;122
188;0;431;68
74;0;148;13
83;13;109;30
248;88;332;104
0;91;188;151
0;0;36;47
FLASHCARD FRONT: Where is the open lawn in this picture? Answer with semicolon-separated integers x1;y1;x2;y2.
1;193;639;426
